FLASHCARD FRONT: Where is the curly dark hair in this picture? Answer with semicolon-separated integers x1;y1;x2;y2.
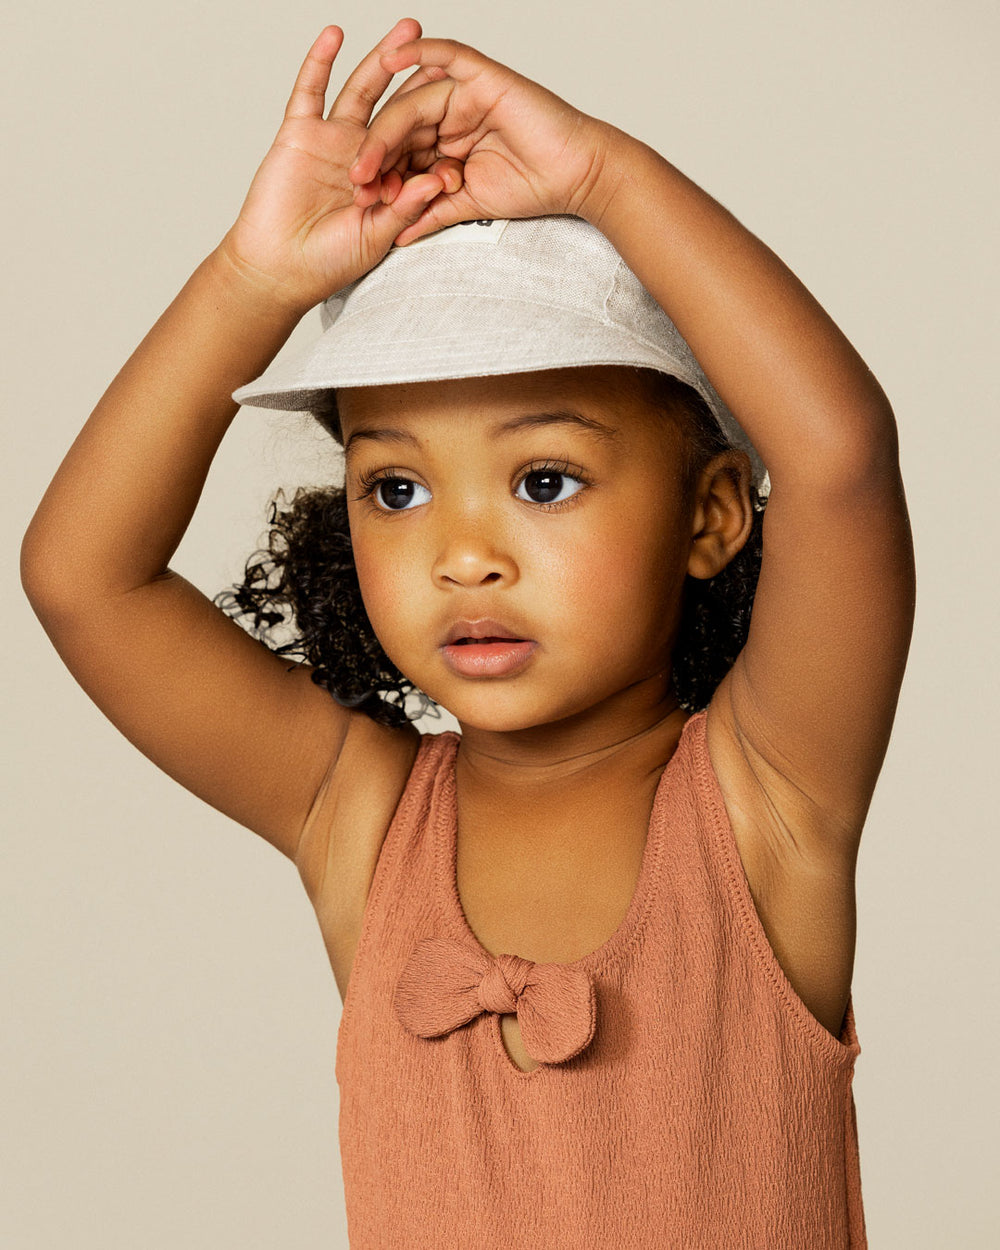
213;369;767;727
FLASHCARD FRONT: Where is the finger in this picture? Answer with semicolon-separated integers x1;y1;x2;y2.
355;135;460;207
349;77;456;185
425;156;464;194
378;37;500;83
379;168;404;204
284;26;345;121
393;194;469;248
354;155;434;210
353;171;384;211
369;172;447;243
392;138;450;174
326;17;422;126
379;62;450;112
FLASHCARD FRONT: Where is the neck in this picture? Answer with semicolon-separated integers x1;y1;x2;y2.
453;671;688;797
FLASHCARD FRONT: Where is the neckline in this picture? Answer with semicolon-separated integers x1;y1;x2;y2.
433;711;703;977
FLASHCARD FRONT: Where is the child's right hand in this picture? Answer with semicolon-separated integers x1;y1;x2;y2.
217;19;464;315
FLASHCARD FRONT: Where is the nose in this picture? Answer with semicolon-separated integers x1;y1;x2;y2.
431;511;519;589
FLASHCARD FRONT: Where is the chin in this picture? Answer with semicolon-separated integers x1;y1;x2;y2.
436;685;600;736
428;694;543;735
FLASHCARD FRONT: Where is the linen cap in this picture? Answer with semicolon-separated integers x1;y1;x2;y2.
232;214;769;494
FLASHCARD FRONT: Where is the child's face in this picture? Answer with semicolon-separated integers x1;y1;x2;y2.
338;366;699;734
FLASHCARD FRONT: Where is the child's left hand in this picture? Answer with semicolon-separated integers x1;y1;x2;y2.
348;36;619;245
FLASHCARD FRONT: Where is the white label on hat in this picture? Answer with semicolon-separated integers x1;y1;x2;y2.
405;219;511;250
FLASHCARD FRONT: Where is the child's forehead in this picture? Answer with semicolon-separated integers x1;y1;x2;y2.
337;365;665;426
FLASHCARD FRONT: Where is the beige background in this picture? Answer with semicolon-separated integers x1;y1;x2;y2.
5;1;997;1246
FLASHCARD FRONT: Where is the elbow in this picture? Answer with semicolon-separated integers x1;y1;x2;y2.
20;516;74;617
850;397;903;485
819;379;901;476
19;518;49;606
777;400;904;498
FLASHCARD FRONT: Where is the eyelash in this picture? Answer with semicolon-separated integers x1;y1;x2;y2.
352;459;592;514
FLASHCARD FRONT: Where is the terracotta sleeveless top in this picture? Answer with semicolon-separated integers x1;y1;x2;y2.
334;710;867;1248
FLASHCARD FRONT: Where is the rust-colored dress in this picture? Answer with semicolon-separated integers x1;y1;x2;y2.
334;710;866;1248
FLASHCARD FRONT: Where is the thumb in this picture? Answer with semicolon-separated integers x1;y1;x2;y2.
369;172;444;243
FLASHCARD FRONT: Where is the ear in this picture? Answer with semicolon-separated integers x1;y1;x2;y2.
686;451;754;580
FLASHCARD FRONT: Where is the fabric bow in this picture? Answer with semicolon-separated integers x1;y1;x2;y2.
393;935;597;1066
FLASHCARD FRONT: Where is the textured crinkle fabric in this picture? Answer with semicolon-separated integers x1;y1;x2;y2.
334;710;867;1248
393;935;598;1065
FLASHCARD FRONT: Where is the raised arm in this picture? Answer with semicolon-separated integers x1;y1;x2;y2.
19;21;454;865
587;137;916;852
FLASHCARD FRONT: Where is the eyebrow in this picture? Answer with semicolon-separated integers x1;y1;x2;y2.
343;410;621;458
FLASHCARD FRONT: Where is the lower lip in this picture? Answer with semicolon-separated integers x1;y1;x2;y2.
441;639;538;678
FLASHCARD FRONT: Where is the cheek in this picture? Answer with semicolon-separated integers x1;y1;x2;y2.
542;506;681;630
349;528;414;641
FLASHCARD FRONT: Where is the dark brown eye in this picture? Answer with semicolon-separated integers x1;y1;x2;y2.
360;476;431;511
516;470;584;506
377;479;417;510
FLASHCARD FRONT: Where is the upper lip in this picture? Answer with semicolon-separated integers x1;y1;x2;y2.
442;618;532;646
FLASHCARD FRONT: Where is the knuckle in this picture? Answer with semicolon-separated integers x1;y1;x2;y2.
352;80;382;109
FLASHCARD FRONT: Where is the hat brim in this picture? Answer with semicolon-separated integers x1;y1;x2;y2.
234;295;710;407
232;293;770;495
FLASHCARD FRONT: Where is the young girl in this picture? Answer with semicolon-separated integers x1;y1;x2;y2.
20;18;914;1249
